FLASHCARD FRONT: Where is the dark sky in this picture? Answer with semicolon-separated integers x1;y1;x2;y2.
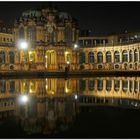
0;1;140;35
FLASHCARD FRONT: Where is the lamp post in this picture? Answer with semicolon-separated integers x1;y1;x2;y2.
17;40;28;71
74;43;78;70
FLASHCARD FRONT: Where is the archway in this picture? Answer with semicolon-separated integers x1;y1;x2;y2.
45;50;56;70
9;51;15;64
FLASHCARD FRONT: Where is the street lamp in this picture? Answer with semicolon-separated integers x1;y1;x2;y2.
17;40;28;50
74;94;78;100
74;44;78;49
74;43;79;70
67;61;70;65
17;40;29;70
18;94;29;104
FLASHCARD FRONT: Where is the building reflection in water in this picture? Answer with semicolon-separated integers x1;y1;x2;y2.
0;77;140;136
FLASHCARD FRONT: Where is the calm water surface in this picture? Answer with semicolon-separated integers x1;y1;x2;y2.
0;76;140;138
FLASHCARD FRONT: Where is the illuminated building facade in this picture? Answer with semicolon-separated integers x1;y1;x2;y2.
0;7;140;71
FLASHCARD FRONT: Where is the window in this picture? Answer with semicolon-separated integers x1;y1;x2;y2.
79;52;85;64
0;80;6;93
106;80;112;91
97;52;103;63
122;80;128;92
134;80;138;93
114;80;120;91
9;81;15;93
106;51;112;63
129;80;133;92
88;80;94;91
88;52;94;64
9;51;15;64
129;50;133;62
114;51;120;63
0;51;5;64
97;80;103;91
134;49;138;62
79;79;86;91
64;26;72;44
19;27;24;39
122;50;128;62
27;26;36;42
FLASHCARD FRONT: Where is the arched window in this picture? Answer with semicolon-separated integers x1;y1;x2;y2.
114;80;120;91
97;52;103;63
106;51;112;63
27;26;36;42
114;51;120;63
9;51;15;64
134;49;138;62
106;80;112;91
97;80;103;91
129;80;133;92
19;27;24;39
122;50;128;62
88;80;94;91
79;79;86;91
29;52;35;63
79;52;85;64
88;52;94;63
122;80;128;92
29;81;36;93
0;51;5;64
64;26;72;43
134;80;138;93
0;80;6;93
9;81;15;93
129;50;133;62
17;52;20;63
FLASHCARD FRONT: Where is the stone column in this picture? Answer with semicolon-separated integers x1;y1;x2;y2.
120;50;122;63
120;80;122;94
103;51;106;63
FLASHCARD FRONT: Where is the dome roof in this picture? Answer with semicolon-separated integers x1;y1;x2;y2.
22;10;41;17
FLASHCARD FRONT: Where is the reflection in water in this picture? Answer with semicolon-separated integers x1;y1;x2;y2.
0;77;140;137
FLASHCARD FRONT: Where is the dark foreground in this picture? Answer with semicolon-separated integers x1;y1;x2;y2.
0;70;140;78
1;106;140;138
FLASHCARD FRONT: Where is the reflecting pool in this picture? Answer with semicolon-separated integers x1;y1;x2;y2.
1;77;140;138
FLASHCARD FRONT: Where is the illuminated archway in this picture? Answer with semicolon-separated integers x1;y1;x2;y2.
28;51;36;63
45;50;56;69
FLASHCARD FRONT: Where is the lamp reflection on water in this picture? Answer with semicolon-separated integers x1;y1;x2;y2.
18;94;29;104
75;94;78;100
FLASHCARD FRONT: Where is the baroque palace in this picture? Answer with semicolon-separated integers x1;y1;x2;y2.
0;7;140;71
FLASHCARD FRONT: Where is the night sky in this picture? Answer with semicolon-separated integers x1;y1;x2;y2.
0;1;140;35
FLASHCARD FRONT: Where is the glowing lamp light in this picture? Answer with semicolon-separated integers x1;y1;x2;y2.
17;40;28;50
65;87;69;93
67;61;70;64
74;94;78;100
74;44;78;49
51;91;54;95
20;41;28;49
65;51;68;55
21;95;28;103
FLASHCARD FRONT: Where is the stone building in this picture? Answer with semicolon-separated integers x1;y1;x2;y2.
0;7;140;71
